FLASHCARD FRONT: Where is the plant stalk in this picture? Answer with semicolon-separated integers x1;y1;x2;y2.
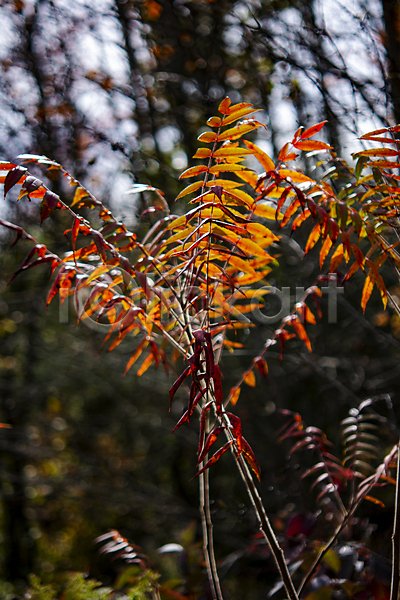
390;441;400;600
199;468;224;600
235;453;299;600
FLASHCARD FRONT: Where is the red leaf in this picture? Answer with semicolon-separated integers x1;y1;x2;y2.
198;426;225;463
171;410;189;433
169;366;191;409
213;364;223;415
254;357;268;379
40;190;61;224
0;219;34;245
241;437;261;480
194;441;234;478
91;230;107;262
226;412;242;454
4;166;27;197
300;121;328;139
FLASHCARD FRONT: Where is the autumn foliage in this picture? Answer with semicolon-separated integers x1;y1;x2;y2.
2;97;400;599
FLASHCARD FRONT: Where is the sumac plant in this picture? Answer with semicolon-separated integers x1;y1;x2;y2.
2;97;400;599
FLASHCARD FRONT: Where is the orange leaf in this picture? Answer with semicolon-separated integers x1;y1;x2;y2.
217;121;262;142
209;164;250;174
244;371;256;387
197;131;218;143
206;116;222;127
330;244;344;271
364;495;385;507
319;236;332;269
243;140;275;171
136;352;155;376
279;169;316;184
213;147;253;158
300;121;328;139
218;97;232;114
293;140;333;151
176;180;203;200
222;107;261;126
353;148;399;157
237;238;269;258
254;203;283;220
361;273;374;313
230;387;241;406
305;224;321;254
179;165;208;179
193;148;212;159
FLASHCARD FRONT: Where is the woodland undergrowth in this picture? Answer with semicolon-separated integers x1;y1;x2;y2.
2;97;400;599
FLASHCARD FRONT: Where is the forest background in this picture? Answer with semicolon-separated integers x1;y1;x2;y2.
1;0;400;598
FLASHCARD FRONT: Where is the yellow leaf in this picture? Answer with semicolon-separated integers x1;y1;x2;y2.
305;224;321;254
218;97;232;114
243;140;275;171
214;147;253;158
71;186;90;207
136;352;154;376
193;148;212;159
235;270;270;285
206;116;222;127
205;179;244;189
294;140;333;151
224;188;254;207
245;222;279;245
217;121;262;142
209;164;251;174
227;102;253;113
230;387;241;406
330;244;344;271
236;169;259;187
222;107;261;126
179;165;208;179
354;148;399;157
237;238;269;258
320;236;332;269
279;169;316;184
361;273;374;312
197;131;218;143
175;180;203;200
254;203;283;220
244;371;256;387
229;255;257;277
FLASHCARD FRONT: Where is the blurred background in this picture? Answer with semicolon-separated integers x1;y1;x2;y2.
1;0;400;598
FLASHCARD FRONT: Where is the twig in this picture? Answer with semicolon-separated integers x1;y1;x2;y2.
390;441;400;600
199;467;224;600
234;453;299;600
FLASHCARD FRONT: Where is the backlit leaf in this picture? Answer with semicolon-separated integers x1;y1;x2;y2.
176;180;203;200
179;165;208;179
254;203;283;220
293;140;333;151
197;131;218;143
244;370;256;387
218;97;232;114
243;140;275;171
230;387;241;406
206;116;221;127
217;121;262;142
222;107;261;126
279;169;316;184
300;121;328;139
192;148;212;159
194;441;234;478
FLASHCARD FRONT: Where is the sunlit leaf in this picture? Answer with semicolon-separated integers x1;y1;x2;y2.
179;165;208;179
197;131;218;143
217;121;262;142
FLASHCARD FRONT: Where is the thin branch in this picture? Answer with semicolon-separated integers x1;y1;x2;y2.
390;441;400;600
